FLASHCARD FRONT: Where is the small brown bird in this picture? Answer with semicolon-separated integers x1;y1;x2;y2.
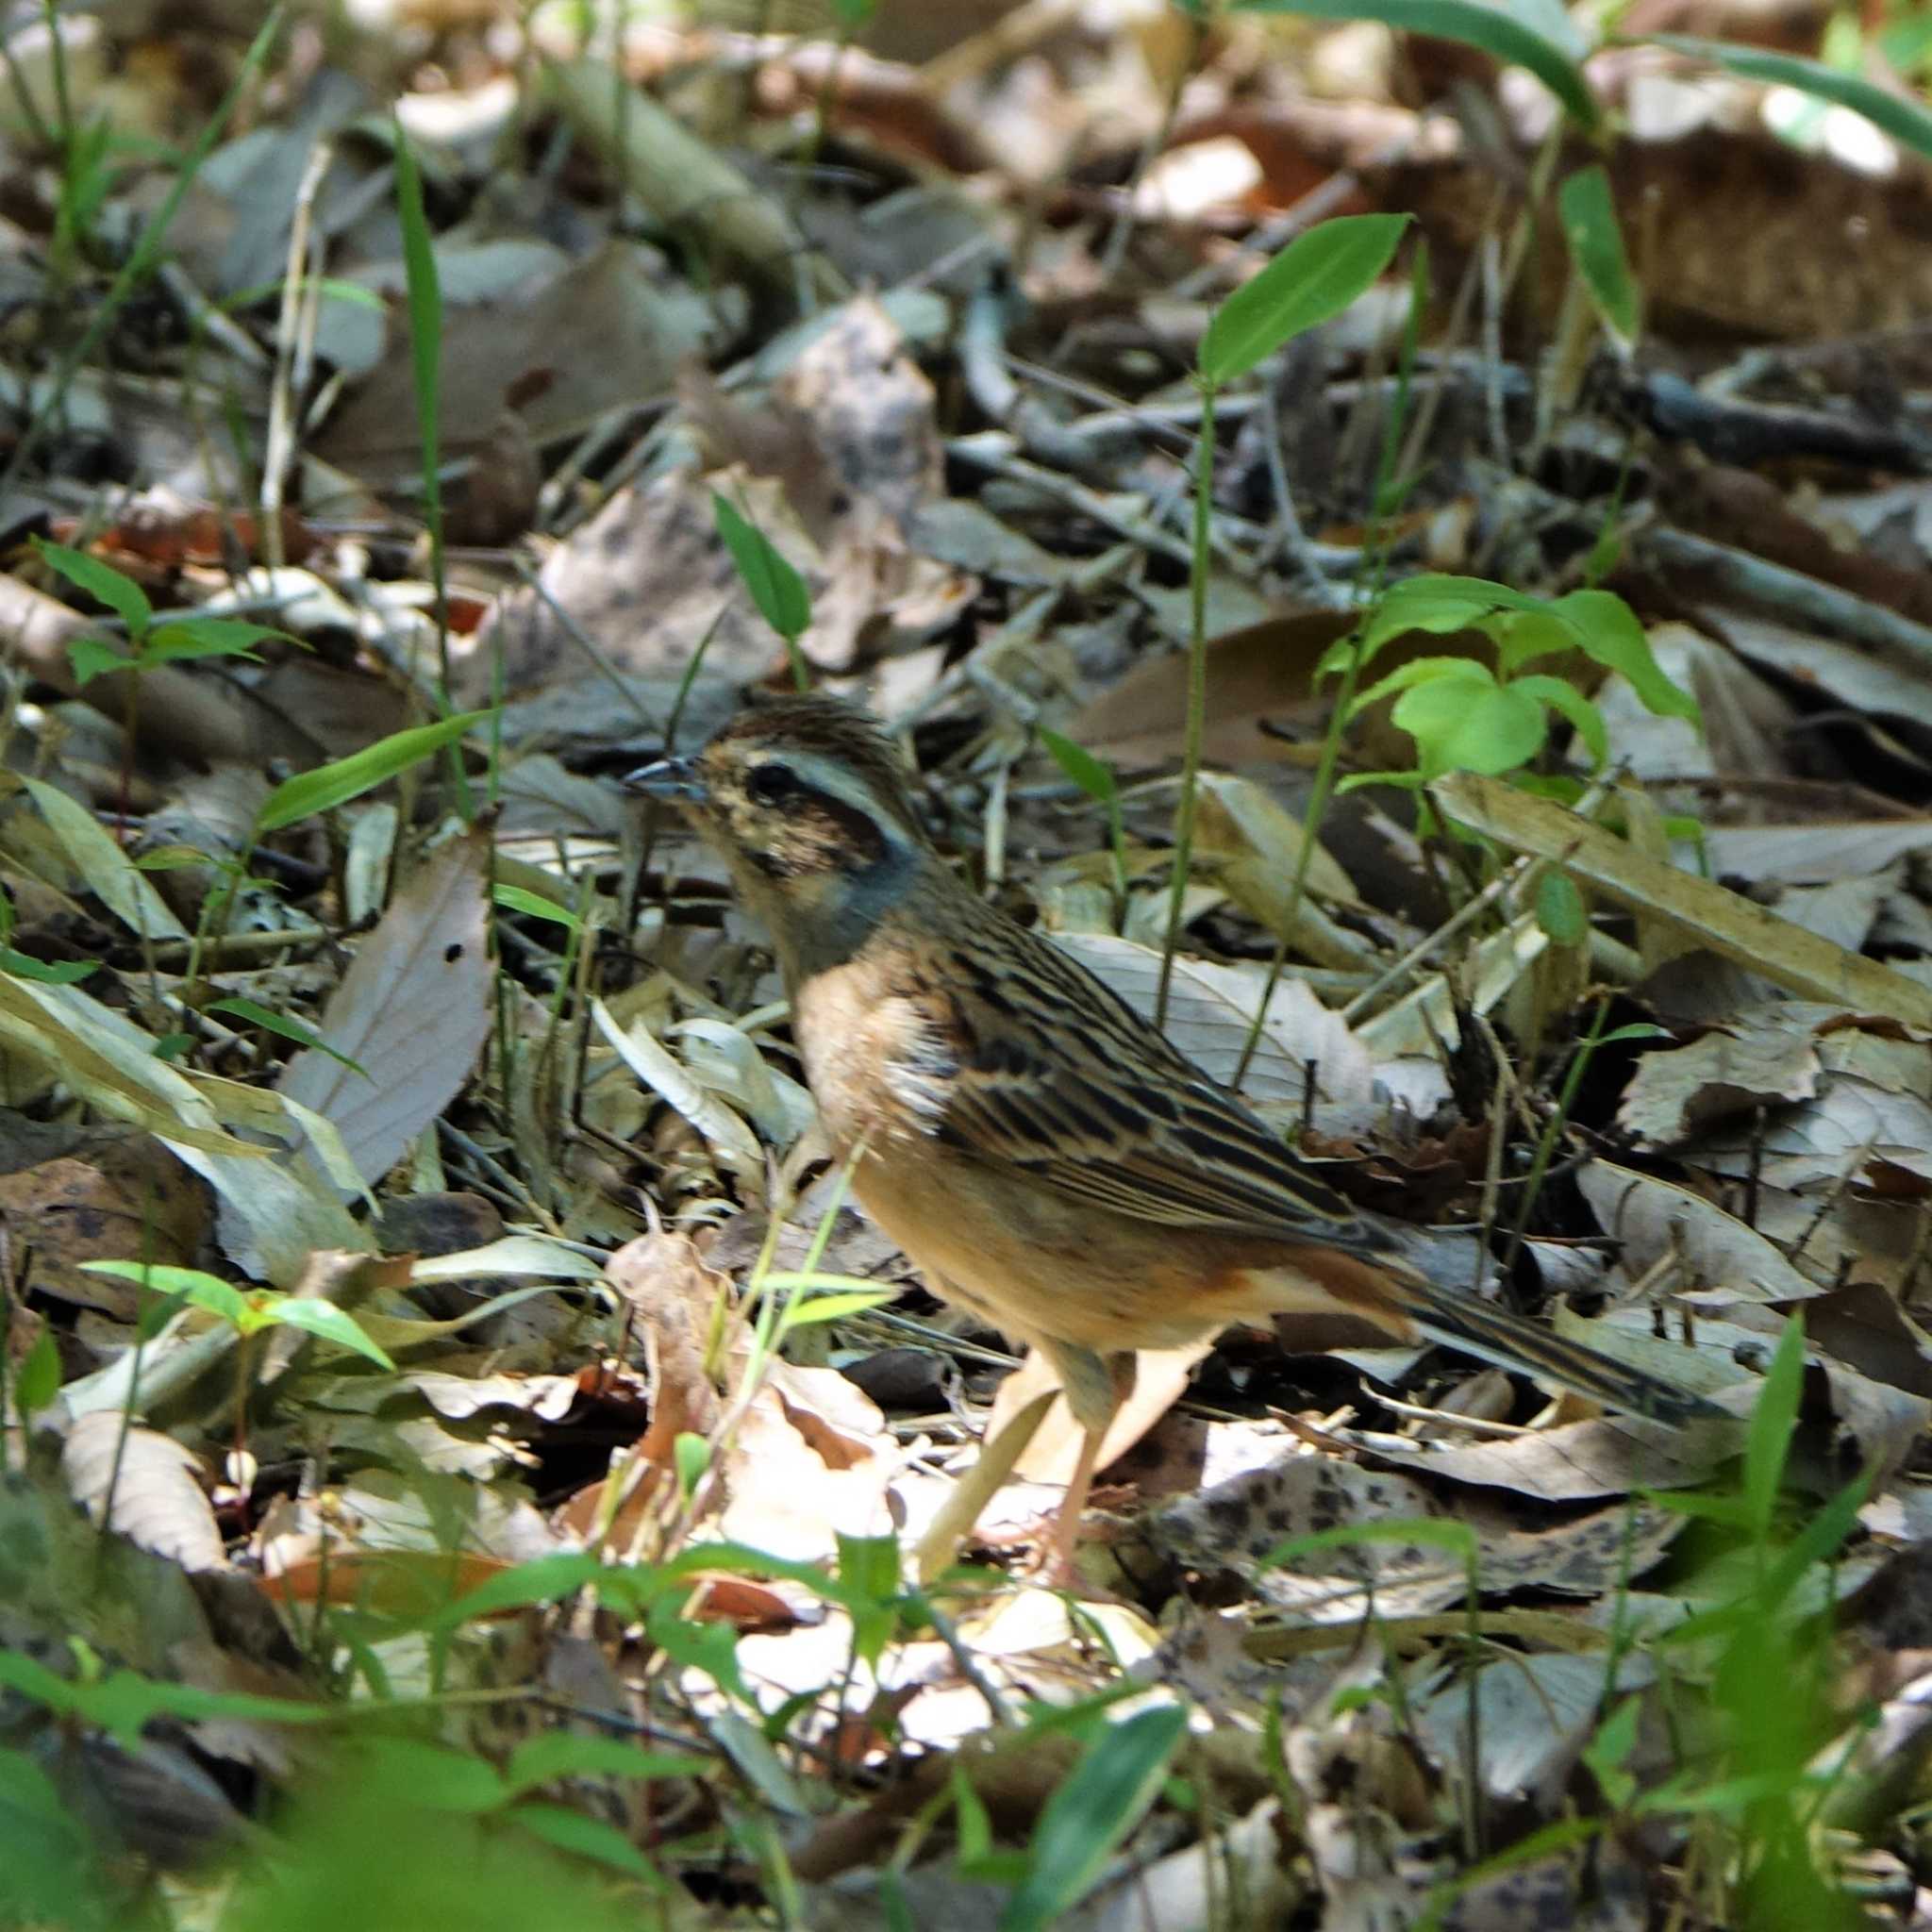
630;694;1715;1570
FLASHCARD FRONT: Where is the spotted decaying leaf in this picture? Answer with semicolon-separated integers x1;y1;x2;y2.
1146;1453;1688;1618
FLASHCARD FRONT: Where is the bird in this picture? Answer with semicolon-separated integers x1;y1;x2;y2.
627;692;1719;1574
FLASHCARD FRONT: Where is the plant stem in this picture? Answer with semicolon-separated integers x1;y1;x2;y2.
1157;376;1217;1029
1231;641;1365;1087
1234;242;1428;1087
0;8;283;499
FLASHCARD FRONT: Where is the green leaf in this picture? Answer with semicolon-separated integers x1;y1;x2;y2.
1392;675;1548;778
206;995;369;1077
256;710;492;830
503;1733;708;1799
0;946;94;984
1557;163;1639;341
1583;1695;1641;1809
141;617;283;666
1000;1706;1188;1932
14;1324;60;1418
1348;653;1492;720
360;1739;507;1813
1234;0;1596;125
1757;1464;1871;1612
954;1763;1000;1874
423;1552;608;1632
1039;727;1118;806
775;1288;898;1334
1356;573;1538;662
393;120;443;535
645;1592;746;1700
1492;608;1576;675
1535;868;1587;944
1509;674;1609;768
80;1259;250;1326
1199;213;1412;385
511;1803;664;1882
67;635;130;687
1547;589;1699;724
1744;1313;1806;1540
1647;34;1932;160
674;1431;709;1501
837;1531;902;1605
36;539;152;636
262;1295;396;1369
713;492;811;642
493;883;584;931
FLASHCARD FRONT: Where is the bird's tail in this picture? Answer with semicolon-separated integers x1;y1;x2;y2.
1400;1272;1726;1425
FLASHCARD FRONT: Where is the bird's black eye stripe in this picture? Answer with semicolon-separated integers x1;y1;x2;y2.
745;762;801;806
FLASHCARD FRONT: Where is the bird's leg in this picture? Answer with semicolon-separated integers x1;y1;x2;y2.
1034;1341;1135;1585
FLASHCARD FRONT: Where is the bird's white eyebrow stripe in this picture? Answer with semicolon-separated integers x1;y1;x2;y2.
781;752;921;838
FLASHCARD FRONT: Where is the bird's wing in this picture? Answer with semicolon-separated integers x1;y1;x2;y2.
905;913;1397;1257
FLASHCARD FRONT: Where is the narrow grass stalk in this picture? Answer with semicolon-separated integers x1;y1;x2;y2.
1233;243;1428;1086
1157;378;1217;1028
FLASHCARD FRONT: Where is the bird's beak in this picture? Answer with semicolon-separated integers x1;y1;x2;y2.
624;755;707;804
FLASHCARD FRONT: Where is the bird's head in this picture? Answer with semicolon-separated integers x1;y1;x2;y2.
626;693;933;974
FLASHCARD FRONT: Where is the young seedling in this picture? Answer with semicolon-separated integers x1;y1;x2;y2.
714;491;812;691
1163;212;1411;1024
36;537;291;835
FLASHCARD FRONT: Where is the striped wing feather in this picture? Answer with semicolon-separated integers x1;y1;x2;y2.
916;908;1404;1261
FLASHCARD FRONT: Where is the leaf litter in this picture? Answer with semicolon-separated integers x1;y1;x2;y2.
8;4;1932;1927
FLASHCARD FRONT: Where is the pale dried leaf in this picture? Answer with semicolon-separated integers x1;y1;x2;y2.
170;1141;369;1289
1577;1158;1823;1306
1617;1008;1826;1143
0;976;262;1158
1435;773;1932;1029
408;1235;606;1284
62;1411;225;1572
1049;934;1377;1116
591;998;764;1185
1414;1650;1652;1803
1354;911;1551;1058
277;824;492;1187
1148;1453;1686;1613
1342;1412;1734;1503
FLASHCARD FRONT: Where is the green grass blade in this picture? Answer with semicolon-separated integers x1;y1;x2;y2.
1200;212;1411;384
256;709;493;831
1233;0;1595;126
1647;34;1932;158
1557;163;1639;341
998;1705;1188;1932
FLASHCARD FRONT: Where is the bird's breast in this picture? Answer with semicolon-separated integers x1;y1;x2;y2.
791;956;958;1153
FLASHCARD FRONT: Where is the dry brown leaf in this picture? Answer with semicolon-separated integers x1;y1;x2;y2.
1073;610;1352;770
0;1128;207;1318
1616;1008;1827;1143
316;239;718;476
559;1230;732;1547
1048;933;1380;1117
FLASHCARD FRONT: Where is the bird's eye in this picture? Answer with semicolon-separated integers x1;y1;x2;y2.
745;763;800;807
